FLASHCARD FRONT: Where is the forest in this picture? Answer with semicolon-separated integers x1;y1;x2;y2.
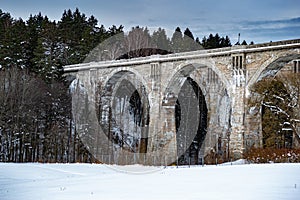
0;8;235;163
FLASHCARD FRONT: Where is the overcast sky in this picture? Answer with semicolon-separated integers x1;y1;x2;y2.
1;0;300;44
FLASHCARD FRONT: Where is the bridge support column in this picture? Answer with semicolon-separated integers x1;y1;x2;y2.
229;58;247;159
147;88;162;160
230;86;246;159
146;63;177;165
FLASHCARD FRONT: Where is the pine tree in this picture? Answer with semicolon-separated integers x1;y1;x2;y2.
241;40;247;45
171;27;183;53
1;18;30;69
32;18;61;82
183;28;198;51
183;28;194;40
58;9;81;65
0;10;13;49
205;33;215;49
195;37;201;45
26;13;45;70
201;33;231;49
108;25;124;37
224;36;232;47
57;8;111;65
151;27;171;52
0;10;13;69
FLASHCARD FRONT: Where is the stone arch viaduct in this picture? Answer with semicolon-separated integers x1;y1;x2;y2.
64;39;300;165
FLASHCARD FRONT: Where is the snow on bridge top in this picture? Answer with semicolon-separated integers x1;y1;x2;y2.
63;38;300;73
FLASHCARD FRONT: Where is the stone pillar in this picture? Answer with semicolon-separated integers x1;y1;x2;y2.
230;86;245;159
146;62;178;165
146;63;163;165
229;54;246;159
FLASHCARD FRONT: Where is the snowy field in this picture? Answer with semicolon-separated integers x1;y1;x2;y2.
0;161;300;200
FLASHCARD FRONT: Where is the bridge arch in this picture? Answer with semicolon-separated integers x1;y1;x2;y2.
164;60;231;97
162;62;232;164
103;67;151;95
98;69;150;154
247;53;300;89
245;52;300;150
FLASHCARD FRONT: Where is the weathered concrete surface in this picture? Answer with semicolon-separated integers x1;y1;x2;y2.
65;39;300;164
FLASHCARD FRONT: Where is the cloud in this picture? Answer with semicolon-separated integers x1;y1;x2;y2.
186;17;300;44
2;0;299;44
241;17;300;30
236;17;300;43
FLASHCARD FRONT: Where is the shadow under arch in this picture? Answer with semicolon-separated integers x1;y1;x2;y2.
162;64;208;165
98;70;150;155
175;77;208;165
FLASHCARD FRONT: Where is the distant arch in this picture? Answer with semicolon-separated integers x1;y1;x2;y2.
247;53;300;88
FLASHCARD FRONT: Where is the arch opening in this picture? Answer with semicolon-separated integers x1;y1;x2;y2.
259;79;294;148
248;56;300;150
98;71;149;154
249;54;300;86
175;77;208;165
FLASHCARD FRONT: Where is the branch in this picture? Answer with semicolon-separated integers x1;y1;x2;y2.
262;102;290;118
290;122;300;145
272;94;284;101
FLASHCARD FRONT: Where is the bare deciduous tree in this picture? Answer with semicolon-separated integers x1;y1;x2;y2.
249;72;300;148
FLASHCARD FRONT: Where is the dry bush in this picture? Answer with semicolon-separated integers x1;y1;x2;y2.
244;147;300;163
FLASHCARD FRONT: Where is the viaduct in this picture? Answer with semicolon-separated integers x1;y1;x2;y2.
64;39;300;165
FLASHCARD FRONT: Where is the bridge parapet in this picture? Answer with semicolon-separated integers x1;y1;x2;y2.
64;39;300;73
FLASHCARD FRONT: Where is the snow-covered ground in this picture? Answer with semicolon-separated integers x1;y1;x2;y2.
0;161;299;200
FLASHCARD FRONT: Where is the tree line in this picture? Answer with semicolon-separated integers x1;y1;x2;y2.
85;26;234;61
1;8;234;79
0;8;236;163
0;8;117;162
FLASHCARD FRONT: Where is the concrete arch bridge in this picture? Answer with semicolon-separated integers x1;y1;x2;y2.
64;39;300;165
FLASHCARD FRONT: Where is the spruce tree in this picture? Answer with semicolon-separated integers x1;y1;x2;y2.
183;28;196;51
32;18;61;82
171;27;183;53
241;40;247;45
151;27;171;52
0;10;13;69
2;18;30;69
183;28;194;40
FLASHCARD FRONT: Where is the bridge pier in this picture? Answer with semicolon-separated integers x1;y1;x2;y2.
229;69;246;159
146;63;178;165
